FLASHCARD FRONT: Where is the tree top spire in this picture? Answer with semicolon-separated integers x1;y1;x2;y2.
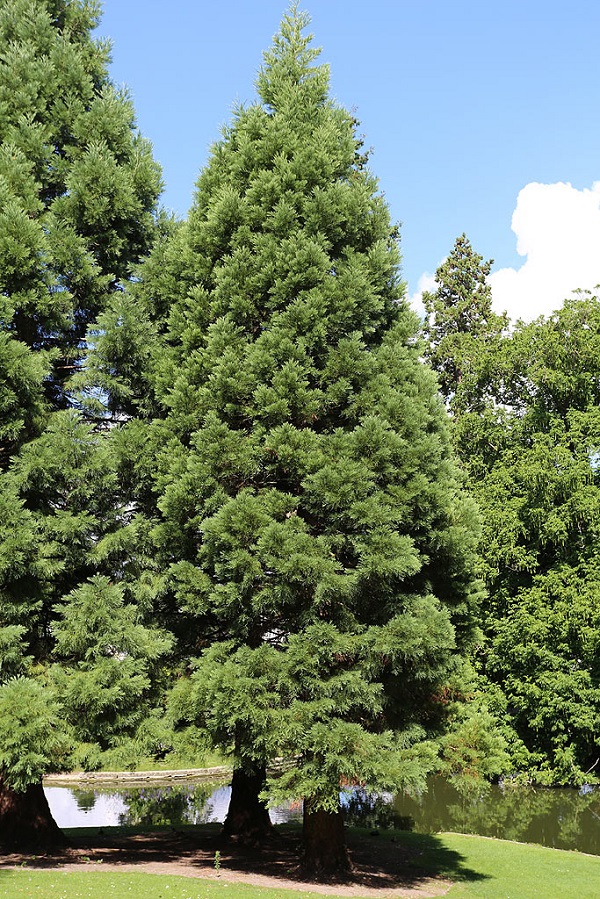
256;4;329;112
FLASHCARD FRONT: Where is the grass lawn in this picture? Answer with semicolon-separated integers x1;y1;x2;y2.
130;751;229;773
440;833;600;898
1;830;598;899
0;870;326;899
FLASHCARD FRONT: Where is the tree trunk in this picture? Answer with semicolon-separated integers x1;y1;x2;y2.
222;765;273;844
302;798;351;880
0;774;67;850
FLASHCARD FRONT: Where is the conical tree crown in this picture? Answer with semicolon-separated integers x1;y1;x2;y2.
155;7;402;442
422;234;507;415
144;5;481;655
256;5;328;113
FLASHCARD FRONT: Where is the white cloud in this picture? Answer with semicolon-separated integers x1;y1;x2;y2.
409;270;437;319
490;181;600;322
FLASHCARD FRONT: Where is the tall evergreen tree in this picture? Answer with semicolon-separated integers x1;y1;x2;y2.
0;0;162;846
0;0;162;455
156;8;481;875
422;234;507;417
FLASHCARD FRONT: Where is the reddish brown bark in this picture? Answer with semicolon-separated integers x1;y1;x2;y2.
302;799;352;880
0;774;67;850
222;766;273;844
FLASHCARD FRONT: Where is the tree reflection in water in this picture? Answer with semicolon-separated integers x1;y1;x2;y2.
118;784;216;826
72;789;98;813
391;778;600;855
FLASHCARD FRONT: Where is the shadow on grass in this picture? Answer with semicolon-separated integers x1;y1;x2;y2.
0;823;488;892
201;825;489;890
365;829;488;888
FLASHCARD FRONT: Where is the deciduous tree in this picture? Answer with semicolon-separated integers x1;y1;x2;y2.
473;296;600;782
424;242;600;782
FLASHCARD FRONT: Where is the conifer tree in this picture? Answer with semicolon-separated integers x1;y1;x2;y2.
0;0;161;457
0;410;169;847
422;234;507;417
51;576;173;763
156;8;481;875
0;0;162;846
0;411;113;846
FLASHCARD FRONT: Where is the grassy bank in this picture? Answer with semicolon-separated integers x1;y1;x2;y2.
440;832;600;897
2;829;599;899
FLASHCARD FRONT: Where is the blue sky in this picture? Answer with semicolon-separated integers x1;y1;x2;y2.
98;1;600;320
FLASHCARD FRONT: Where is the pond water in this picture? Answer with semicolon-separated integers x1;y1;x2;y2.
45;776;600;856
353;778;600;856
45;782;302;829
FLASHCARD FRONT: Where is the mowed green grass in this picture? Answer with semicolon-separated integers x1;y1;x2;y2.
0;870;326;899
441;833;600;898
1;831;599;899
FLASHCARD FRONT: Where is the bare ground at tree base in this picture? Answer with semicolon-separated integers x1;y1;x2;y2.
0;828;452;897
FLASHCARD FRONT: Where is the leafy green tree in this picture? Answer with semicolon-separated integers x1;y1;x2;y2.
0;0;162;845
427;262;600;782
471;295;600;782
157;7;481;875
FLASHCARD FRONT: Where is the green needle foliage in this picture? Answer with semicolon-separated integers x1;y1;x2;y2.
0;0;163;844
0;677;70;791
154;6;482;873
0;411;161;787
0;0;162;456
422;234;507;417
51;576;173;762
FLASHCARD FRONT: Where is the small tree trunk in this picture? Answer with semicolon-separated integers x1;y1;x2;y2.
302;798;351;880
222;765;273;844
0;774;67;850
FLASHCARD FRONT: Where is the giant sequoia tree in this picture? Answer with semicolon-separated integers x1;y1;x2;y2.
0;0;162;847
152;8;481;876
0;0;161;453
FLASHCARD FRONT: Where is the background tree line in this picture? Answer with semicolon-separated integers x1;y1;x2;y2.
0;0;598;878
422;237;600;785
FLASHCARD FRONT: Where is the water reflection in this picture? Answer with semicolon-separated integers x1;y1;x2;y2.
45;787;129;828
390;778;600;856
73;789;97;812
45;777;600;855
45;782;303;829
117;783;217;825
